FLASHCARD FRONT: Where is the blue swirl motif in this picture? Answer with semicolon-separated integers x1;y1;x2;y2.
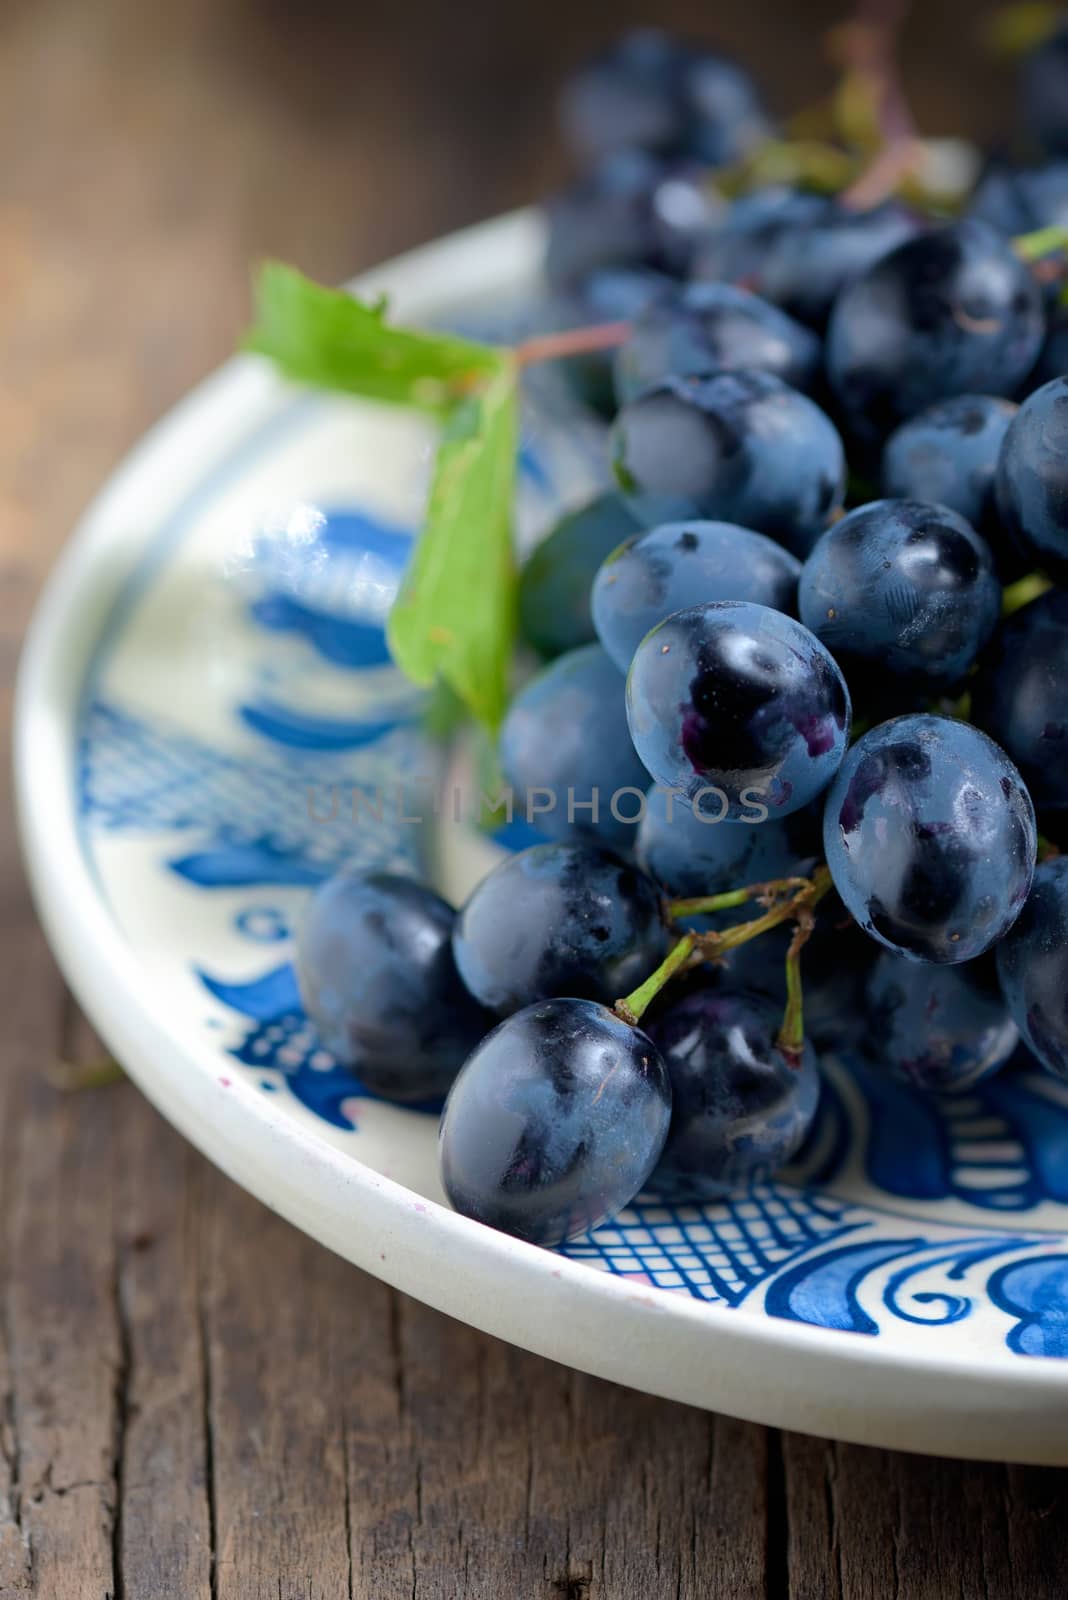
988;1256;1068;1356
766;1235;1040;1336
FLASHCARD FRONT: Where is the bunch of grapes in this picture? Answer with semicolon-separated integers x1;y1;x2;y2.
296;17;1068;1248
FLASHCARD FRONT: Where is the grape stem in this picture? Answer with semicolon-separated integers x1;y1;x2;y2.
667;876;813;921
513;321;632;368
614;933;698;1026
1002;571;1053;616
778;914;815;1070
616;867;833;1026
1014;225;1068;264
836;0;922;212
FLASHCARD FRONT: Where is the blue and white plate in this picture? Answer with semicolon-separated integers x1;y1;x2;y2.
16;211;1068;1463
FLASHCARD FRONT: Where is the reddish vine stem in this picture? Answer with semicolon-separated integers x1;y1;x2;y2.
513;320;632;368
837;0;922;212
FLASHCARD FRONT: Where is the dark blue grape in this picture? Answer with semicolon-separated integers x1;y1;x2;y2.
439;997;671;1244
684;53;772;167
1021;23;1068;157
558;30;683;163
637;785;819;899
1032;306;1068;390
499;643;650;848
613;282;821;405
826;221;1046;441
646;984;819;1202
695;194;921;329
519;493;650;659
558;30;768;169
296;872;492;1102
881;396;1019;558
865;950;1018;1092
647;164;729;275
692;185;823;282
611;370;845;557
545;149;671;293
969;160;1068;239
626;600;851;819
452;841;667;1016
798;499;1001;690
995;377;1068;576
996;857;1068;1079
592;518;800;672
972;589;1068;819
552;266;678;417
823;715;1037;964
721;891;875;1052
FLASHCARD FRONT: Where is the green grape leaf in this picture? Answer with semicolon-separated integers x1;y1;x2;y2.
387;361;518;732
243;263;520;733
244;261;501;413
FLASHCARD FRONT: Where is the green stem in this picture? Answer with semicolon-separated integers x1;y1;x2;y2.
617;867;835;1026
777;922;810;1070
667;876;813;922
1002;572;1053;616
1014;225;1068;263
615;933;697;1026
44;1056;125;1092
698;867;833;957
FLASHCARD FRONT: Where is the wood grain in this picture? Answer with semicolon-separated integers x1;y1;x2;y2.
1;0;1068;1594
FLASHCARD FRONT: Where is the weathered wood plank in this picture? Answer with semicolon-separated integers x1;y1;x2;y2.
113;1089;213;1600
202;1174;359;1600
782;1433;1068;1600
1;983;121;1599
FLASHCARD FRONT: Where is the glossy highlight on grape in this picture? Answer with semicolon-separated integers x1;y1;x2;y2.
823;715;1037;964
452;841;667;1016
439;998;672;1245
647;985;820;1202
610;370;846;557
826;221;1046;441
798;498;1001;690
626;600;851;818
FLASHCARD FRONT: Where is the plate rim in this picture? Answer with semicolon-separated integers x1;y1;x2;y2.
15;206;1068;1465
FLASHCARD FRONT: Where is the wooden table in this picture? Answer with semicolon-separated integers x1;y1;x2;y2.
2;1;1067;1593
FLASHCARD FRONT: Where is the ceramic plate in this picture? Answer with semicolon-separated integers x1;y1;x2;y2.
16;209;1068;1464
